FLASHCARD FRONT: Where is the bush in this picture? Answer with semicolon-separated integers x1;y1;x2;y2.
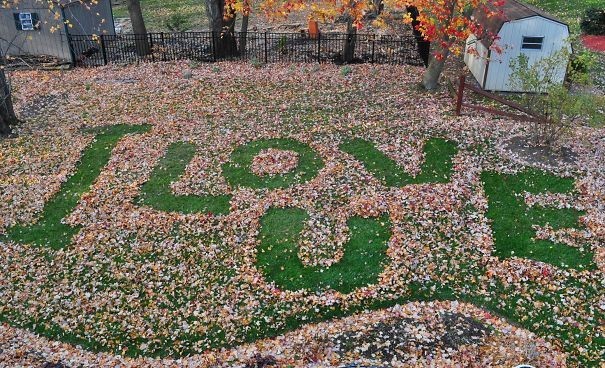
580;8;605;35
340;65;352;76
164;13;192;32
569;50;597;79
509;49;599;146
277;36;288;54
250;58;264;69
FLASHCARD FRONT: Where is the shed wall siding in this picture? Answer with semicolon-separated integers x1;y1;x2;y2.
485;16;570;91
0;0;114;60
63;1;115;36
464;35;489;88
0;1;71;60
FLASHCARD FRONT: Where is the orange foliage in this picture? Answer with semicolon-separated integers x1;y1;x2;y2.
226;0;504;58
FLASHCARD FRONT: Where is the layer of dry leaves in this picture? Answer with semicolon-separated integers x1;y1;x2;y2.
0;61;603;366
0;301;568;367
250;148;300;177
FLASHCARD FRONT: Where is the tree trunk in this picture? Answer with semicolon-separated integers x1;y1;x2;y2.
407;6;430;67
343;17;357;63
0;67;17;136
239;14;249;56
126;0;150;57
422;46;450;90
420;0;456;90
370;0;383;17
205;0;238;58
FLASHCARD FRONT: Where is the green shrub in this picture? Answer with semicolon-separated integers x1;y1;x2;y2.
250;58;264;69
569;50;597;79
509;49;599;146
580;8;605;35
340;65;352;76
164;13;192;32
277;35;288;54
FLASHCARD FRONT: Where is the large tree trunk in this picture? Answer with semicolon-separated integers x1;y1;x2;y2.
407;6;430;67
0;67;17;136
419;0;456;90
205;0;238;58
126;0;150;57
343;17;357;63
370;0;384;17
422;46;450;90
239;14;249;56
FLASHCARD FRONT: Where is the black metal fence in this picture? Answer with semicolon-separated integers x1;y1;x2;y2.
68;31;429;68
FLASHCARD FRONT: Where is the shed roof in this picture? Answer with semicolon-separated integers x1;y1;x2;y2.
475;0;568;37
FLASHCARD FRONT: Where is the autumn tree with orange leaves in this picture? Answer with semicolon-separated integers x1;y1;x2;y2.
240;0;503;89
407;0;503;89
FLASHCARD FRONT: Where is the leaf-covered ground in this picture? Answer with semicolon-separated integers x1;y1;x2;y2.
0;62;604;367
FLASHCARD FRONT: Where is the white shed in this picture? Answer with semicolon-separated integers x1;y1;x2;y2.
464;0;571;92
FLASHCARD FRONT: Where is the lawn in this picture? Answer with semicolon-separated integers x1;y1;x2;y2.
0;63;604;367
112;0;208;31
525;0;603;33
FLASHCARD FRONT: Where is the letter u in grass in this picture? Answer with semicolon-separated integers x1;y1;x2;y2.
256;207;391;294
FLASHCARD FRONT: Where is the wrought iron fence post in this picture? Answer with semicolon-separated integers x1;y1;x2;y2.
211;31;217;61
264;31;268;63
371;39;375;63
160;32;166;61
149;33;155;62
316;32;321;63
99;34;108;65
66;34;77;67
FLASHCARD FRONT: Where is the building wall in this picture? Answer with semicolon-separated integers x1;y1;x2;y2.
464;35;490;89
0;0;71;60
485;16;570;92
63;0;115;36
0;0;114;61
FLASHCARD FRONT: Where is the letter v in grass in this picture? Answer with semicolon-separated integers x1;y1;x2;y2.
4;124;150;250
256;207;391;293
339;137;458;186
136;142;231;215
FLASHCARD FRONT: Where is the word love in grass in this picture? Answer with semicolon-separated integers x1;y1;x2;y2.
4;125;594;296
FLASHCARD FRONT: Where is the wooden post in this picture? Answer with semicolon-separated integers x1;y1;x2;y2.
455;74;465;116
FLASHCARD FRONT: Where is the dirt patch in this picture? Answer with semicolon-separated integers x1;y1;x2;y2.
17;93;66;121
503;135;578;169
331;313;490;364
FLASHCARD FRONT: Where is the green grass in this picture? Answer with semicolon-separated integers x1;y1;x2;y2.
257;208;391;293
112;0;208;31
2;132;601;365
482;169;595;270
3;124;150;249
137;142;231;215
222;138;324;190
340;137;458;186
525;0;603;33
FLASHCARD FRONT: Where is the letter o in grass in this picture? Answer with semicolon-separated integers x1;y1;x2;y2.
222;138;324;189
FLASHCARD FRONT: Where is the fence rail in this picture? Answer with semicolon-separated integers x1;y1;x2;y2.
450;75;548;123
68;31;428;68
